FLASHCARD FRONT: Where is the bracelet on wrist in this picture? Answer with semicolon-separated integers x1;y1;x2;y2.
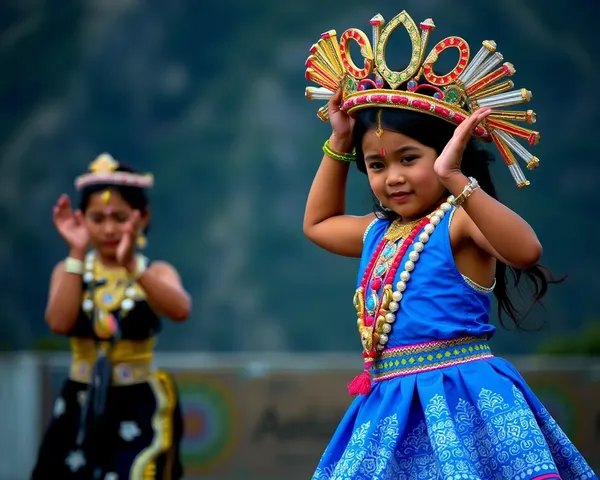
64;257;84;275
130;255;148;280
323;139;356;163
450;177;480;208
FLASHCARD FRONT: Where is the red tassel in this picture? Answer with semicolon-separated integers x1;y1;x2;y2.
347;358;373;396
347;371;372;395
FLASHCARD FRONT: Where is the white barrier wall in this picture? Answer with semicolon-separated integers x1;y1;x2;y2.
0;354;42;480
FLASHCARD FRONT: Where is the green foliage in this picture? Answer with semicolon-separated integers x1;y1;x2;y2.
33;336;70;352
537;322;600;356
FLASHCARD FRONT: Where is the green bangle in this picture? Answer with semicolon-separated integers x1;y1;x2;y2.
323;139;356;163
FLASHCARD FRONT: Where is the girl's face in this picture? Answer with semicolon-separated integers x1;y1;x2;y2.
82;189;147;258
362;128;446;221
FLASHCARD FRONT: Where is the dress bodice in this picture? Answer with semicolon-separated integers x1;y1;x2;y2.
68;254;161;341
358;209;495;348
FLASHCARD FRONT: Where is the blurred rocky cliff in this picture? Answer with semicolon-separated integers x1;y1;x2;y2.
0;0;598;353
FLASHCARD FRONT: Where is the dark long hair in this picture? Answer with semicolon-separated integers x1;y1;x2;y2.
352;106;564;330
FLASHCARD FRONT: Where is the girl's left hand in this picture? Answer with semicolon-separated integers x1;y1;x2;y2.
117;210;141;268
434;108;492;182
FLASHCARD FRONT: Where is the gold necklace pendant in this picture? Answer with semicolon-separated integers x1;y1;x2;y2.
383;208;439;244
383;218;423;244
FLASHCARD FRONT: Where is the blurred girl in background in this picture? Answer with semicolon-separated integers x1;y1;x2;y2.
32;153;190;479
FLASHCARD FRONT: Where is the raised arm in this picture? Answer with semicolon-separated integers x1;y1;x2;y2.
303;90;375;258
435;109;542;270
127;260;191;322
45;195;89;334
116;210;191;322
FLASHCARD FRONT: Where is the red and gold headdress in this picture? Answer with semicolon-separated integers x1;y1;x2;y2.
74;153;154;191
305;10;540;187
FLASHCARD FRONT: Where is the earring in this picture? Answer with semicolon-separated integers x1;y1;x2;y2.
136;232;147;249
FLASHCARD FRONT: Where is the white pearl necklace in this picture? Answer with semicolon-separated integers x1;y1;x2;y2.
373;196;454;352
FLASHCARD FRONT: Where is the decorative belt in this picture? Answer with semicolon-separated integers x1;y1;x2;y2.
69;338;155;386
372;336;493;382
70;359;153;386
70;337;155;363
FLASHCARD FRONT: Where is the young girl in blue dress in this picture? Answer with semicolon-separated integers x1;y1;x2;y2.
303;10;597;479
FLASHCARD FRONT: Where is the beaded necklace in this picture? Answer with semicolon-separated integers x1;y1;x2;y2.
348;197;454;395
81;251;145;339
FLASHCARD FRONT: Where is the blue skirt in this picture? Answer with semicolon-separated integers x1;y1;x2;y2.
313;341;597;479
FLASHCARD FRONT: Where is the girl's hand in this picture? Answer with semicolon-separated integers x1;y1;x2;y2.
53;194;89;254
328;88;355;153
434;108;492;183
116;210;141;268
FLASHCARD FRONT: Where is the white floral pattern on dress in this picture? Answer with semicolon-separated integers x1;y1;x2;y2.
119;421;141;441
537;405;596;480
312;386;596;480
65;450;86;472
53;397;66;418
314;414;400;480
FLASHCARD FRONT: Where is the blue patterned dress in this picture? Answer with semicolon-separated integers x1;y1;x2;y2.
313;209;597;480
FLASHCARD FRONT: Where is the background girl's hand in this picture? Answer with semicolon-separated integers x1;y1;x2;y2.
434;108;492;182
52;194;89;254
116;210;140;267
328;88;355;153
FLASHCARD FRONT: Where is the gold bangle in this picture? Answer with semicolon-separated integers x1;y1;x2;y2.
323;139;356;163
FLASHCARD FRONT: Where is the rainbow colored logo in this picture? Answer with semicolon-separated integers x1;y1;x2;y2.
175;373;240;474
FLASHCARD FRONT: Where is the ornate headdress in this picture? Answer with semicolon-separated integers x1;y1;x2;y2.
305;11;540;188
74;153;154;191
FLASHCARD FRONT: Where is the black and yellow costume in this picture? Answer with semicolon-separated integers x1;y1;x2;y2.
32;254;184;479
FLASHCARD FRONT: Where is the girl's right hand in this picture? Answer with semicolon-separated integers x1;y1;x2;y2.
53;194;89;254
328;88;355;152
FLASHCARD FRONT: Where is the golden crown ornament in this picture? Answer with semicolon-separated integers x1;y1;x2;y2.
74;153;154;191
305;11;540;188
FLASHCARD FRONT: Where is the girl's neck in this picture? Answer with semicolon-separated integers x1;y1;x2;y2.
403;194;448;223
92;250;122;269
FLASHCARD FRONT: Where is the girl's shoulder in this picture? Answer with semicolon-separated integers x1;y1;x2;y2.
363;215;392;245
